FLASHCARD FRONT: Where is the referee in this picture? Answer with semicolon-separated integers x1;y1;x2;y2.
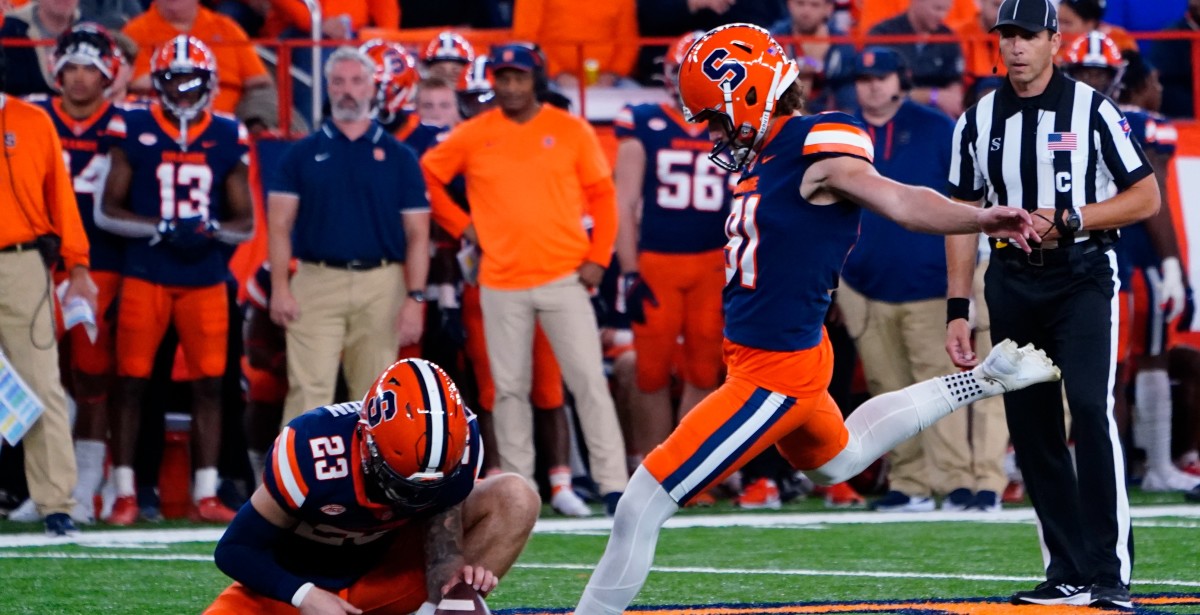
944;0;1159;611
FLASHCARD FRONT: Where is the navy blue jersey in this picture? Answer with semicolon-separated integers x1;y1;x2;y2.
722;113;871;351
613;103;732;254
262;402;483;588
110;105;248;287
841;101;954;302
31;96;126;272
1115;107;1177;286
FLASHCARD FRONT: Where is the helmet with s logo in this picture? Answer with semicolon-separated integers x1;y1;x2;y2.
677;23;799;172
358;359;469;510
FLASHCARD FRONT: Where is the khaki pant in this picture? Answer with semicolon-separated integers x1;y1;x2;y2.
284;262;404;423
481;273;628;495
0;251;76;515
838;283;972;497
970;259;1011;493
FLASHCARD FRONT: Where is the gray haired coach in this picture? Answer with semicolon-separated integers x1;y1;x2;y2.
942;0;1160;610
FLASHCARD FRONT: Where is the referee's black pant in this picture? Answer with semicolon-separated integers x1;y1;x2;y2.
985;242;1133;588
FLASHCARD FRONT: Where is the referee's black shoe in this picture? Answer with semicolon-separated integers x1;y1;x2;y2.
1090;584;1134;611
1010;580;1091;606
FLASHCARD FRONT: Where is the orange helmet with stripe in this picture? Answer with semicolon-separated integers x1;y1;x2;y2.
151;35;217;121
678;24;799;172
358;359;469;508
423;31;475;65
1059;30;1125;97
359;39;419;123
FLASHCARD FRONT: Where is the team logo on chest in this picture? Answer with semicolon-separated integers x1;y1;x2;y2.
321;504;346;516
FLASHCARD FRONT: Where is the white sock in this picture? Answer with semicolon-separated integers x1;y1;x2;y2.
194;467;218;502
809;372;984;485
72;440;106;502
247;450;266;489
1135;369;1174;470
548;465;572;495
576;466;678;615
114;466;136;497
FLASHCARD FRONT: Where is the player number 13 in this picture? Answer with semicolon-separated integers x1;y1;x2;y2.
156;161;213;220
724;194;760;288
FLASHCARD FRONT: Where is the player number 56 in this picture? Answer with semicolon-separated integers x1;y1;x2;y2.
656;149;726;211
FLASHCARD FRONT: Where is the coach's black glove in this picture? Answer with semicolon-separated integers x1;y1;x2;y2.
616;272;658;324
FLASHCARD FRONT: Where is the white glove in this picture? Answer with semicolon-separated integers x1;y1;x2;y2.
1159;256;1186;323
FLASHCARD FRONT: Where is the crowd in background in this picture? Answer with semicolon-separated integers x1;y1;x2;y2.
3;0;1200;535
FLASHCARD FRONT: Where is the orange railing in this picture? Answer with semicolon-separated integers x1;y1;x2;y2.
7;29;1200;133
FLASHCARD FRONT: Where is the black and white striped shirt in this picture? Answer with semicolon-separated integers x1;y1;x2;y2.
948;69;1151;224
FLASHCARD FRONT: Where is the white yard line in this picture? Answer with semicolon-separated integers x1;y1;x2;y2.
2;505;1198;548
1;552;1198;588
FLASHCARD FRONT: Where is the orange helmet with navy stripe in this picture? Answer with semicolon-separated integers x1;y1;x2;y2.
358;359;468;508
678;24;799;172
359;39;419;123
423;31;475;65
1059;30;1125;97
150;35;217;121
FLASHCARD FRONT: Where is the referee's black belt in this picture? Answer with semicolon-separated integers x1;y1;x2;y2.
991;233;1113;267
0;241;38;254
302;258;394;271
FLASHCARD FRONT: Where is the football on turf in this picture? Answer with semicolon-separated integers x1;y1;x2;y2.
433;581;491;615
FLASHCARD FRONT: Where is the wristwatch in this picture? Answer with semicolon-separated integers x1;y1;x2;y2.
407;290;427;303
1060;207;1083;234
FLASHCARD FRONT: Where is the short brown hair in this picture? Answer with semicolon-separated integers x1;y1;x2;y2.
773;80;806;117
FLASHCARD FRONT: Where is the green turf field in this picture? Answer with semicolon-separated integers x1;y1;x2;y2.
1;491;1197;614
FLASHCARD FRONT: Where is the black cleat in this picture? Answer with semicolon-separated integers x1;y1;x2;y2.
1010;580;1091;606
1090;584;1134;611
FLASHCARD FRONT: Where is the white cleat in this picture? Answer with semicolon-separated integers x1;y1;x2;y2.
551;489;593;518
6;498;39;523
1141;466;1200;492
975;339;1062;394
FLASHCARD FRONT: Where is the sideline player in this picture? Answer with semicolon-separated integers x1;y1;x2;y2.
206;358;540;615
612;30;728;471
241;261;292;486
1060;35;1199;492
97;35;255;525
31;24;127;524
574;24;1060;614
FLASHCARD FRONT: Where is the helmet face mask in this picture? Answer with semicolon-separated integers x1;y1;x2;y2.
456;55;494;119
52;24;121;100
362;430;459;508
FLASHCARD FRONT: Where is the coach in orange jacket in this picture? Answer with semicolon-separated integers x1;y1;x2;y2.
0;92;97;536
421;44;629;509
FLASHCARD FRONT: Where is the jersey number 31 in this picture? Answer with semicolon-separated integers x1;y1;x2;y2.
724;194;760;288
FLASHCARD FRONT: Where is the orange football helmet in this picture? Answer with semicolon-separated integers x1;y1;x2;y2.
456;55;494;119
423;31;475;65
1059;30;1125;97
359;39;419;123
663;30;706;96
677;24;799;171
151;35;217;121
52;23;121;85
358;359;469;509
